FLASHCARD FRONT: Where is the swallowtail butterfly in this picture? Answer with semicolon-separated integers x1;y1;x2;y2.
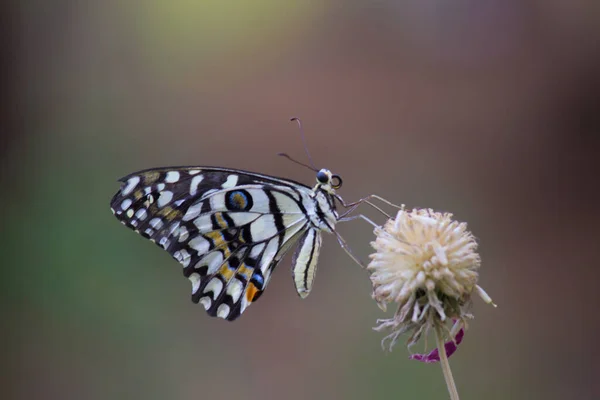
110;123;396;321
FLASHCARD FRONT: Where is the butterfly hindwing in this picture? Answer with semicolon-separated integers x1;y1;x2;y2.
110;166;320;320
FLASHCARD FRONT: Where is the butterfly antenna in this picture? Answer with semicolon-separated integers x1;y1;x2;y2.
277;152;318;172
290;117;318;170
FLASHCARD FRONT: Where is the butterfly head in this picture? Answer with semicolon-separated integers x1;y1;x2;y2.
315;168;343;193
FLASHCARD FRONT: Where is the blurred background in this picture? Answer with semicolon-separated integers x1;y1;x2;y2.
3;1;599;399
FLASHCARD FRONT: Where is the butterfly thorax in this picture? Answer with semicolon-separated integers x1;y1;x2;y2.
306;186;338;234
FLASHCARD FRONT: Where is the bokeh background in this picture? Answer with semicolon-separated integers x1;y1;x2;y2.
3;1;599;399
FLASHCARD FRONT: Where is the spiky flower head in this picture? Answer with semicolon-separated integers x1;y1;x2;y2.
368;207;495;353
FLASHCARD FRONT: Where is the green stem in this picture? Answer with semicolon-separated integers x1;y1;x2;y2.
435;323;460;400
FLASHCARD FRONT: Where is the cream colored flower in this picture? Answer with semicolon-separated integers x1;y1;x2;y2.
368;207;495;352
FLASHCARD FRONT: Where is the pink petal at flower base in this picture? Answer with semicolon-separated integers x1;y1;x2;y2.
409;328;465;363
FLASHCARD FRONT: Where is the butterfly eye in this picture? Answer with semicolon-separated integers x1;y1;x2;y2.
316;170;329;184
331;175;342;189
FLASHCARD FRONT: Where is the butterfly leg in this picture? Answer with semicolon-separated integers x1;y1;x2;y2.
335;194;403;219
337;213;378;228
338;194;403;210
339;214;406;250
333;213;381;269
333;230;367;268
337;200;389;219
334;197;402;268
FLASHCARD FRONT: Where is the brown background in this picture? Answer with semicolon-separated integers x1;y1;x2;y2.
3;1;599;399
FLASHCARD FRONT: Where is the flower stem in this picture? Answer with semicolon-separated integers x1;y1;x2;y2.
435;323;460;400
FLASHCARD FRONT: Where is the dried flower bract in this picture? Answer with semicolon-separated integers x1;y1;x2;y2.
368;207;495;352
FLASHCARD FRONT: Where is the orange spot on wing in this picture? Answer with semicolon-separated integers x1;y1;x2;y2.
158;206;180;221
205;231;226;248
232;193;246;209
143;171;160;184
245;282;260;302
133;190;144;200
218;263;235;282
214;212;228;229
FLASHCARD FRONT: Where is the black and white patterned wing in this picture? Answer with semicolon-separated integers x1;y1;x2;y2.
110;167;313;320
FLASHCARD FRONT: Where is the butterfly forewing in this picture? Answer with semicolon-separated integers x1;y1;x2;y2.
110;166;333;320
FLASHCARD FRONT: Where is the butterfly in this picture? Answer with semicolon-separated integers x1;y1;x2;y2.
110;123;398;321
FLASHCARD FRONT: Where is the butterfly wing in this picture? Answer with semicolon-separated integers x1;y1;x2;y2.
110;167;313;320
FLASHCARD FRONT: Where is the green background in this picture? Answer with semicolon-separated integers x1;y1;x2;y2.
4;1;599;399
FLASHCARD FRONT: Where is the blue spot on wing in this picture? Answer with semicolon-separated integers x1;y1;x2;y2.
251;272;264;288
226;190;251;211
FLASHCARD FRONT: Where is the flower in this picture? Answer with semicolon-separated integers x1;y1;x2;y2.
368;207;495;354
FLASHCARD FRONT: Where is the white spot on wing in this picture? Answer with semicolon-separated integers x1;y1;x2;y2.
189;272;201;294
227;279;244;303
145;194;154;206
168;221;180;236
260;237;280;273
174;249;191;268
228;212;261;227
120;199;132;211
221;175;239;188
176;226;189;242
193;214;213;232
126;209;134;218
159;237;170;249
272;191;301;213
217;304;230;319
157;191;173;207
209;192;226;212
190;175;204;196
247;190;271;213
122;176;140;196
199;296;211;310
196;252;223;274
189;236;210;254
183;201;203;221
135;208;148;221
149;218;163;229
165;171;180;183
250;215;277;242
157;183;166;191
249;243;266;259
204;278;223;299
189;169;201;175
